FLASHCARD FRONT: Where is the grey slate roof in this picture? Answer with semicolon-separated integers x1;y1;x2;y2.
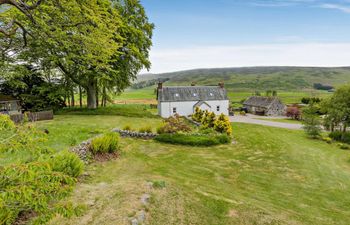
243;96;282;109
158;86;228;102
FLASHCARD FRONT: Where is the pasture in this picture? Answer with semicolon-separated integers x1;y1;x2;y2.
113;87;331;105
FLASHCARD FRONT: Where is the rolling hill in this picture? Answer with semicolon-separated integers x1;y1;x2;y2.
137;67;350;91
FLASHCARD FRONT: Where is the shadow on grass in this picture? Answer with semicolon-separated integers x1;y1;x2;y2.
55;104;158;118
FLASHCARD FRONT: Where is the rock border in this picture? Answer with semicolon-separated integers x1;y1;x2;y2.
70;139;93;163
112;129;158;139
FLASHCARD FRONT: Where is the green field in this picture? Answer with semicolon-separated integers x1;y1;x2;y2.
28;114;350;225
114;86;156;101
114;87;331;104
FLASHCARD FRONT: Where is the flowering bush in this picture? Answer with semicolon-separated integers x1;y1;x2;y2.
286;107;301;120
214;114;232;136
192;107;204;122
201;111;216;128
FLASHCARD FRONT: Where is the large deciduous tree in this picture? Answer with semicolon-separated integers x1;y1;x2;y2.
1;0;153;109
322;85;350;133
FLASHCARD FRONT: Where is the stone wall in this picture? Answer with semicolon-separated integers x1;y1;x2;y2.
112;129;158;139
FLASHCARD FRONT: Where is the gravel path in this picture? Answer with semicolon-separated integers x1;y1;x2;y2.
230;115;303;130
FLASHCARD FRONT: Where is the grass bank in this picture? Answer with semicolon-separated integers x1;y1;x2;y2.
34;115;350;225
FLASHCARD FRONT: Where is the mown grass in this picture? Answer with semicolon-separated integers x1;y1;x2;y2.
36;115;350;225
255;117;302;124
56;104;157;118
35;115;162;151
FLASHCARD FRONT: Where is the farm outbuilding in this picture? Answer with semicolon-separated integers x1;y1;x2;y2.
0;95;21;115
157;83;229;118
243;96;286;116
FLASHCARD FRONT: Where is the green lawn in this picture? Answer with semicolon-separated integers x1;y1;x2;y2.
36;115;162;151
33;115;350;225
255;118;302;124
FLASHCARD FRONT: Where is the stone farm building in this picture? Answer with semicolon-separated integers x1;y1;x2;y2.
157;83;229;118
243;96;286;116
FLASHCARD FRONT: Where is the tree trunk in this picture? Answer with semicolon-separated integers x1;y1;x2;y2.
86;81;97;109
96;88;99;108
67;91;71;107
79;85;83;108
102;86;107;107
71;87;75;107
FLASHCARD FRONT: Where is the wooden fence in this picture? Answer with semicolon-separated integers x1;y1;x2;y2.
10;110;54;123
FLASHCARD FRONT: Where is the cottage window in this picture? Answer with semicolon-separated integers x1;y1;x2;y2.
217;106;220;112
173;107;177;114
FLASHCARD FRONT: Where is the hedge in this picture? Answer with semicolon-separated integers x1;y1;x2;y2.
154;133;231;146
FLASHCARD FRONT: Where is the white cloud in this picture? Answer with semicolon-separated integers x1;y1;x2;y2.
145;43;350;73
320;3;350;13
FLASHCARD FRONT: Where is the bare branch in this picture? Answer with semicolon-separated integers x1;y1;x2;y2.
0;0;44;22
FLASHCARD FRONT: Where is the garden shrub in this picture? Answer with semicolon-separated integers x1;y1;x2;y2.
239;111;246;116
214;114;233;136
338;143;350;150
0;120;49;157
0;162;77;225
215;134;231;144
329;131;350;144
0;114;15;131
201;111;216;128
48;150;84;178
139;126;152;133
157;114;192;134
155;133;231;146
199;127;217;135
286;107;301;120
192;107;204;122
0;115;82;224
322;137;332;144
90;132;120;154
303;104;322;139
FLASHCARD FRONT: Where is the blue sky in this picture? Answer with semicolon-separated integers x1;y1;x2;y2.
140;0;350;73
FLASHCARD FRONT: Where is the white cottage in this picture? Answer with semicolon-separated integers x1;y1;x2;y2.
157;83;230;118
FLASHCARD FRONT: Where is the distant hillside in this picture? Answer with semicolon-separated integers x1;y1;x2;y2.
137;67;350;91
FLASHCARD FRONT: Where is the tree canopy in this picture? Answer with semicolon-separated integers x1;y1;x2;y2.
322;85;350;132
0;0;153;109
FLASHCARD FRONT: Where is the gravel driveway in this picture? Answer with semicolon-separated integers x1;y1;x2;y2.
230;115;303;130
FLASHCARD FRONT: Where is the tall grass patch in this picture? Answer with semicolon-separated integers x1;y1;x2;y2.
90;132;120;154
48;150;84;178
